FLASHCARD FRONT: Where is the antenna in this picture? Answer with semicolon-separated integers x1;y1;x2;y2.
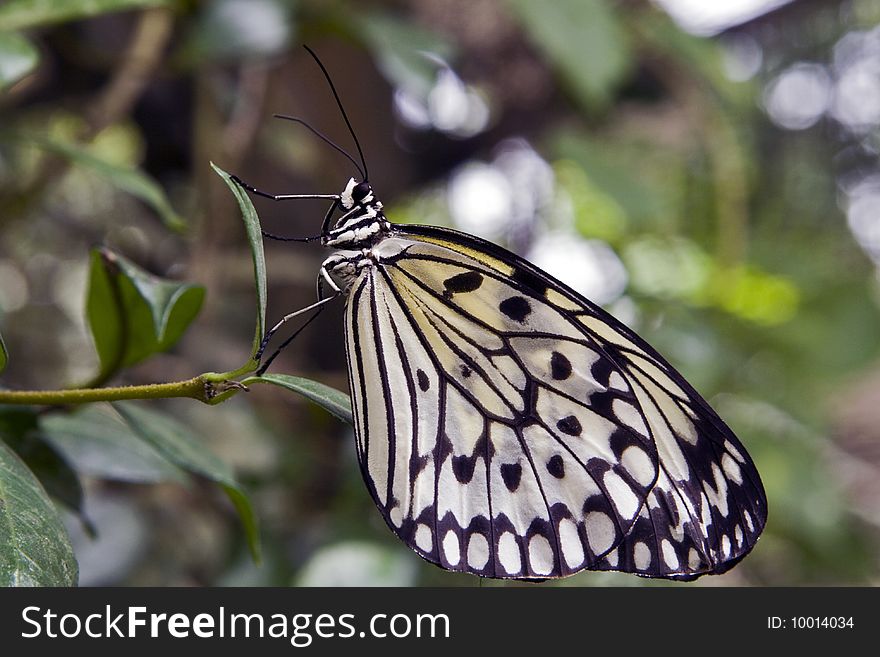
274;114;365;180
303;45;370;182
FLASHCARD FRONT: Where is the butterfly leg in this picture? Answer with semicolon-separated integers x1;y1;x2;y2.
230;174;340;202
256;296;337;359
231;176;341;242
255;258;345;375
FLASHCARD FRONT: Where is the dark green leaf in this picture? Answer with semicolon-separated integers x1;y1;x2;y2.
506;0;631;111
0;408;84;515
114;402;260;561
0;407;37;441
40;405;185;483
245;373;353;425
0;0;169;32
0;439;78;586
212;163;266;358
0;31;38;91
86;247;205;377
25;134;186;231
11;435;84;516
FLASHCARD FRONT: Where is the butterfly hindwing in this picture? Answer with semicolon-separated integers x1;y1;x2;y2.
343;225;766;579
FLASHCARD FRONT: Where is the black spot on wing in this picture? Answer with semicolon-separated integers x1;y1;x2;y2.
556;415;582;436
452;454;477;484
546;454;565;478
417;368;430;391
460;365;472;378
499;296;532;323
591;357;615;388
511;267;548;295
443;271;483;297
609;427;648;460
500;463;522;492
586;389;616;416
550;351;572;380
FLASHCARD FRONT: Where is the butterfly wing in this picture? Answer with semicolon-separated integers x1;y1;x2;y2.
343;225;767;579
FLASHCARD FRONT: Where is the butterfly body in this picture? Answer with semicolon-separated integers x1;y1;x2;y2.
311;177;767;581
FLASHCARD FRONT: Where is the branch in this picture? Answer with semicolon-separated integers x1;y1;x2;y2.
0;374;250;407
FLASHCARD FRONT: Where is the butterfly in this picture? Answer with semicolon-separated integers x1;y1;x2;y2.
235;47;767;581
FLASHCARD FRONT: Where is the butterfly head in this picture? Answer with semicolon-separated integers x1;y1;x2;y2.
323;178;389;248
340;177;374;210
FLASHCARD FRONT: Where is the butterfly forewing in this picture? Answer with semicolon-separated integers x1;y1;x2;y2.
342;225;766;579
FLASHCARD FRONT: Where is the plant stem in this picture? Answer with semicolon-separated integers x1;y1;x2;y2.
0;377;213;406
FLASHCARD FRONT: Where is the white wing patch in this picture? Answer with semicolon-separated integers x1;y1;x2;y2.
343;231;767;579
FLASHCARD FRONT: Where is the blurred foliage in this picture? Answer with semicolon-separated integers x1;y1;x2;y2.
1;0;879;586
507;0;632;111
0;31;38;91
0;0;169;31
113;402;260;561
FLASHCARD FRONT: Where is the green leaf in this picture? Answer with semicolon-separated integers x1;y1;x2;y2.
0;330;7;373
25;134;186;232
0;31;38;91
40;405;185;483
113;402;260;562
112;251;205;358
86;249;124;379
506;0;632;111
86;247;205;378
245;373;353;425
212;163;266;358
0;0;168;32
0;439;78;586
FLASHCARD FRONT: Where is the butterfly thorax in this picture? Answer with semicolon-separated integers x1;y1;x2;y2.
320;178;395;292
323;178;391;249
